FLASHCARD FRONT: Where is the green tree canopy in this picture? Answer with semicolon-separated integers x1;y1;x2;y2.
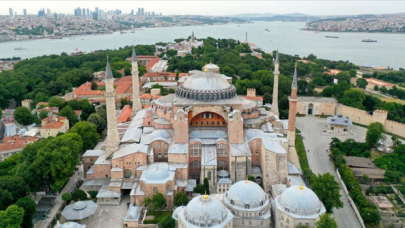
87;113;107;134
48;96;63;108
340;88;366;109
0;205;24;228
71;189;88;201
0;189;13;211
365;122;385;148
0;176;30;202
316;213;338;228
311;173;343;213
59;105;78;127
14;107;33;126
158;215;175;228
69;121;100;152
356;78;368;89
15;197;36;228
153;192;167;212
174;192;189;207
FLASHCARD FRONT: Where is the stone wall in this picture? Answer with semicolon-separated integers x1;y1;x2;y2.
336;105;405;138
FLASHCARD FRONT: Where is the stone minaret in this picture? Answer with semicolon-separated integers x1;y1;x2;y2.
131;46;142;116
287;63;298;147
191;31;195;43
287;63;301;169
272;50;280;116
104;57;120;157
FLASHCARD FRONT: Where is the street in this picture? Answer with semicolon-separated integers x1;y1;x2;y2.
296;115;363;228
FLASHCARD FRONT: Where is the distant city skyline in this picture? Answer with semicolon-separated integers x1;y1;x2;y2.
2;1;405;16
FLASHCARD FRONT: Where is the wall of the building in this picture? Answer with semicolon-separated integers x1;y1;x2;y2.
296;101;337;116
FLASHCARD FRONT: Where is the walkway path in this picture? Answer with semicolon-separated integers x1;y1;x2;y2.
296;115;363;228
37;165;83;228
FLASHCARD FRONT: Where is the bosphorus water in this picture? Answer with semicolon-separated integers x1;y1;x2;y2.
1;21;404;69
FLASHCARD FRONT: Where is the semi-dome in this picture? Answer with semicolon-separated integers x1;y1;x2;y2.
278;185;323;216
182;195;231;226
144;167;170;181
176;71;237;101
224;180;268;210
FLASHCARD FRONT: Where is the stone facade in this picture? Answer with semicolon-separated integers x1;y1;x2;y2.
296;97;338;116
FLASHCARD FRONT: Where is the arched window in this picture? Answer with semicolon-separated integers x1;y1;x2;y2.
217;144;228;157
260;200;264;206
124;169;132;178
256;150;259;155
190;160;200;167
208;171;211;180
231;200;234;205
256;140;260;148
153;187;158;194
245;204;250;209
190;143;202;157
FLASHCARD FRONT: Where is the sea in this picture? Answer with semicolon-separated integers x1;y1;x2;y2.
1;21;405;69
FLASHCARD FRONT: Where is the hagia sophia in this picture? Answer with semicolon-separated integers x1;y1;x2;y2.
81;41;326;227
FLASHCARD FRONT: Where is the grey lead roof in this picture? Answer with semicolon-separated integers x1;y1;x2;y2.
132;46;137;62
105;58;113;79
292;66;298;88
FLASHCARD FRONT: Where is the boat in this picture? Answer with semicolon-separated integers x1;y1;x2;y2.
325;36;339;38
130;31;135;33
14;47;26;50
362;39;377;42
264;29;270;33
70;48;86;56
120;31;127;34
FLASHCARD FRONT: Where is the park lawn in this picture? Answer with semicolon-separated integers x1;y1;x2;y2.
143;211;173;224
370;93;405;105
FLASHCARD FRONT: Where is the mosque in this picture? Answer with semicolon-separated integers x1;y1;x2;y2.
81;46;326;227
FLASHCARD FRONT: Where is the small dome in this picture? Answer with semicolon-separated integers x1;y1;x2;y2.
144;167;170;181
218;170;230;177
225;180;268;210
73;201;87;210
183;195;230;226
172;206;185;220
279;185;322;216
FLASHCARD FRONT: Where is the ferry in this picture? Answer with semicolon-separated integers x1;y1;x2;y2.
325;36;339;38
362;39;377;42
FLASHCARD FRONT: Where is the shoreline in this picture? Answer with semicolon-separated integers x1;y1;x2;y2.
300;28;405;35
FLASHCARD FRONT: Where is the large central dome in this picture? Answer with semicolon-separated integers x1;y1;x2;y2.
176;71;237;101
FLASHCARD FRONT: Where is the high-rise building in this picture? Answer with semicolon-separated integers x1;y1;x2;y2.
82;8;86;16
9;8;13;16
137;8;141;16
38;8;46;17
131;9;134;15
87;9;90;16
95;7;99;15
47;8;51;17
74;7;82;16
141;8;145;16
23;9;27;16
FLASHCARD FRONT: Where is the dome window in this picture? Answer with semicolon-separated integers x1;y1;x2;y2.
245;204;250;209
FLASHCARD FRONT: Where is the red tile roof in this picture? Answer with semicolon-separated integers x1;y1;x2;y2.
145;57;160;72
0;136;40;152
140;94;152;99
117;105;132;123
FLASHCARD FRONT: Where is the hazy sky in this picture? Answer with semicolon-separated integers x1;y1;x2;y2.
2;1;405;16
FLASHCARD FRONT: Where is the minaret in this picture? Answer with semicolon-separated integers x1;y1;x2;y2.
191;31;195;43
104;57;120;157
131;46;142;116
287;63;298;147
272;50;280;116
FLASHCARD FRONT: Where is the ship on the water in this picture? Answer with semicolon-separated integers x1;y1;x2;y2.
362;39;377;42
264;29;270;33
14;47;26;50
325;36;339;38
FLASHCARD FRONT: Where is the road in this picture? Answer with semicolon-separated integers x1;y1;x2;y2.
296;115;363;228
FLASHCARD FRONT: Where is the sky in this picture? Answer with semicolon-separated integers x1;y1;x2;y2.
1;1;405;16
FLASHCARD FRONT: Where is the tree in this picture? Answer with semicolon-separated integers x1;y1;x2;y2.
374;85;379;91
87;113;107;134
15;197;36;228
203;178;210;195
0;176;30;202
121;98;129;108
193;184;205;194
379;86;388;94
174;192;189;207
0;107;2;119
0;205;24;228
349;69;357;77
69;121;100;152
39;110;48;120
158;215;175;228
71;189;88;201
0;189;13;211
62;193;71;202
392;135;401;148
59;105;78;127
14;107;33;126
34;92;49;105
311;173;343;213
366;122;385;148
153;193;167;212
91;81;98;90
340;88;365;109
356;78;368;89
316;213;338;228
48;96;63;108
144;196;153;209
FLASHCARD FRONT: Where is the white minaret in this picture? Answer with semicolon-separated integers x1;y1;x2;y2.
272;50;280;117
104;57;120;157
131;46;142;116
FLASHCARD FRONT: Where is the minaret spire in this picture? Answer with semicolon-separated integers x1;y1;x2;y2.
131;46;142;116
271;49;280;116
104;56;120;157
286;62;301;169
